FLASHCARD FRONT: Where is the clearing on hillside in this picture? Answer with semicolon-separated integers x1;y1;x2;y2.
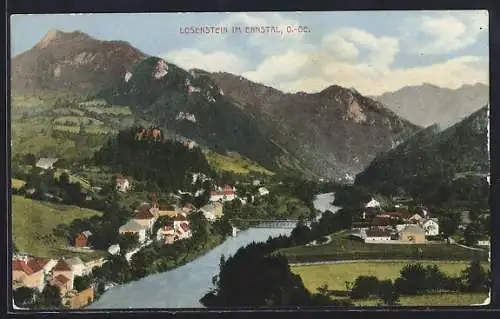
11;195;105;261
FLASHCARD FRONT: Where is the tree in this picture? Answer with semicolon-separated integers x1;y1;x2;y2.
377;279;399;306
37;285;61;308
13;287;37;308
118;233;139;251
189;211;210;242
289;220;312;246
396;263;427;295
349;276;380;299
74;275;91;292
462;260;488;292
23;153;36;166
463;223;480;246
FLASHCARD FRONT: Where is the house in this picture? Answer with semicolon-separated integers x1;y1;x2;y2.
421;218;439;236
257;187;270;197
134;203;158;232
157;204;181;217
51;274;72;296
177;222;192;239
365;198;381;208
460;211;472;228
35;158;58;170
66;257;86;277
51;259;74;293
252;179;261;186
199;202;224;221
115;175;130;193
74;230;92;248
68;287;94;309
157;225;176;245
370;216;393;228
173;214;189;230
400;224;426;243
364;228;392;242
210;185;236;202
108;244;120;255
119;219;148;243
84;258;107;273
409;213;424;224
378;211;412;221
12;256;49;291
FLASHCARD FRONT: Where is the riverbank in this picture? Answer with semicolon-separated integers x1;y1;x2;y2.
88;228;292;308
86;233;225;308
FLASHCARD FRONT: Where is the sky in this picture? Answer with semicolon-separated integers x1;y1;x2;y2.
11;11;489;95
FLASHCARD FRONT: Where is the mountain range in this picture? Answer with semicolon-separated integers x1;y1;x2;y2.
373;83;489;129
11;30;489;181
355;105;490;207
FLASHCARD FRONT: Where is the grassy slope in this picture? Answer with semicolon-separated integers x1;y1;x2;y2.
291;261;490;292
12;195;106;261
278;231;488;262
204;150;274;175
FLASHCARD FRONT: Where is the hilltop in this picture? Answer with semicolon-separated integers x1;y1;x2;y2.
355;105;489;207
11;29;147;93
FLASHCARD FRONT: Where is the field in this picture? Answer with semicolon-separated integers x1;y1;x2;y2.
11;93;135;163
205;151;274;175
354;292;489;306
12;195;105;261
53;169;92;190
279;231;488;262
291;261;490;292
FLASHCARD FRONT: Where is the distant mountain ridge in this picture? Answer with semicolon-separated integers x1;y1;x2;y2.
373;83;489;128
11;29;147;93
355;105;490;207
12;30;421;181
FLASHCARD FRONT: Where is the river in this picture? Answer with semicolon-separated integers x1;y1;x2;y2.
87;192;336;309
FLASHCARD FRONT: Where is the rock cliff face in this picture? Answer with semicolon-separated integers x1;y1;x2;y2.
207;73;420;181
11;30;147;93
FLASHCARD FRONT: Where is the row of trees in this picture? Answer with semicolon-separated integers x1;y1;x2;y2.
346;261;490;305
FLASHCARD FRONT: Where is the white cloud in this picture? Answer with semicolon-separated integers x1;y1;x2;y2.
402;11;488;54
161;14;488;97
198;12;307;55
161;48;248;73
277;55;488;95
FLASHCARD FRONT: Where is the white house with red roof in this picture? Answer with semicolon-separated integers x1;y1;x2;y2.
210;185;236;202
12;256;51;291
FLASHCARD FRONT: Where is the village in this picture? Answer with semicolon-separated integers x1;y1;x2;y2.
349;197;490;246
12;157;274;309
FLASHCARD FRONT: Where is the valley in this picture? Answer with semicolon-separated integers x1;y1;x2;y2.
10;26;490;310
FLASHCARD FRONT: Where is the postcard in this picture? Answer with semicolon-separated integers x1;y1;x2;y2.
9;11;490;310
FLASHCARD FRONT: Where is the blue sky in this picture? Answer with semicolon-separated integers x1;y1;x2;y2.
11;11;489;95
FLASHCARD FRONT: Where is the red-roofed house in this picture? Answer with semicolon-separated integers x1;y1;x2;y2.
156;225;176;245
12;256;49;291
364;228;392;242
51;258;74;293
177;222;192;239
210;185;236;202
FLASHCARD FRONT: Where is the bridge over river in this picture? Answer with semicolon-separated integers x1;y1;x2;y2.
228;219;313;229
